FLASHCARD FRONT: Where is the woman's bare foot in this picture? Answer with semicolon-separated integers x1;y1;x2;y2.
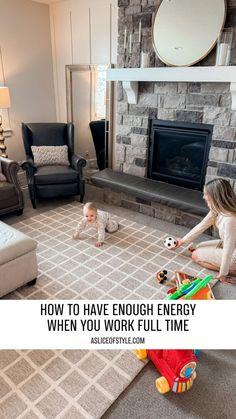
220;276;236;285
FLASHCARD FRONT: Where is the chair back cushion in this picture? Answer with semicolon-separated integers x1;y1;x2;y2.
31;145;70;167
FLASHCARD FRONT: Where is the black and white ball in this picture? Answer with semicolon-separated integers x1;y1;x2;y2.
164;236;177;250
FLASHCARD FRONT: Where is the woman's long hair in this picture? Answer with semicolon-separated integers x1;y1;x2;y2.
204;178;236;216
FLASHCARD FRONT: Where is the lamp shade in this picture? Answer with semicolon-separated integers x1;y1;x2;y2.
0;87;11;109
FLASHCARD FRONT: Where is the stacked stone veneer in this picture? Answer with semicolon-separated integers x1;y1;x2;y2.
116;81;236;183
105;0;236;226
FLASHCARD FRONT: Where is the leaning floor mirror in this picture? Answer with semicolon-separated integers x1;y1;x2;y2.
66;64;113;172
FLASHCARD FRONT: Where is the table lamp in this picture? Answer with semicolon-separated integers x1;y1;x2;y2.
0;86;11;158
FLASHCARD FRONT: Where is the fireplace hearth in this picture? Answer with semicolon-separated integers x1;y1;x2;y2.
148;120;213;191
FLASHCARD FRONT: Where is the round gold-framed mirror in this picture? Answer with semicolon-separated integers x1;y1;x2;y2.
152;0;226;67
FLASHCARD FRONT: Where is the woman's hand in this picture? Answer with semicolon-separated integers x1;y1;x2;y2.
174;238;184;249
215;274;236;285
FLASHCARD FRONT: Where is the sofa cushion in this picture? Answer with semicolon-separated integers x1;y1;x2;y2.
0;221;37;265
31;145;70;167
34;165;79;185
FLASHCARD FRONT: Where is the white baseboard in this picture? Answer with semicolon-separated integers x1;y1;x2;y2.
86;158;98;169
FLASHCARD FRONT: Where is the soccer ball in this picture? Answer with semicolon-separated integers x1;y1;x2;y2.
164;236;177;250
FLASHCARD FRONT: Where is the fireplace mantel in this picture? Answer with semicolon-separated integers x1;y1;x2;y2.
106;66;236;110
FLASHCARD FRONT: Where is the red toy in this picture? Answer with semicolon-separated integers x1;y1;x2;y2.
134;349;197;394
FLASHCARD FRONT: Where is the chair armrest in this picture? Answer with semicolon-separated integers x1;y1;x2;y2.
21;157;37;183
1;157;21;189
71;154;87;176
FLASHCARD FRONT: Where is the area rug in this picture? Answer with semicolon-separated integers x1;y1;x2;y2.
0;202;216;419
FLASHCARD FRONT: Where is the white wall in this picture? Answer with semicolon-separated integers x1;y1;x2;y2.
50;0;118;160
0;0;118;163
0;0;56;162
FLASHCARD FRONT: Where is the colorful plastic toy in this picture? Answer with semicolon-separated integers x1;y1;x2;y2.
134;349;197;394
134;271;211;394
155;269;168;283
166;274;214;300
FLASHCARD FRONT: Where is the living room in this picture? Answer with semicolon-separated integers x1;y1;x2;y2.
0;0;236;418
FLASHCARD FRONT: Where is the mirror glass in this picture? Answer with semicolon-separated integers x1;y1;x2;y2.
66;64;112;171
152;0;226;67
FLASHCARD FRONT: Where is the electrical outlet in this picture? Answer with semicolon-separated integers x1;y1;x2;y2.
89;159;97;168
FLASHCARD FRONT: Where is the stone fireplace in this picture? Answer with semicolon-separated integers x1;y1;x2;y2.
92;0;236;227
116;78;236;187
115;0;236;191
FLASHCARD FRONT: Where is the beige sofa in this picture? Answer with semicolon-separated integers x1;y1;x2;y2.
0;221;38;297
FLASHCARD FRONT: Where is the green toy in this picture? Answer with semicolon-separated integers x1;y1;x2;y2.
184;275;213;300
166;275;213;300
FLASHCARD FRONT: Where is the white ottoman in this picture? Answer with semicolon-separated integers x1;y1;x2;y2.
0;221;38;297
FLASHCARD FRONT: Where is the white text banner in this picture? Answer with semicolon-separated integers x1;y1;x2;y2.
0;300;235;349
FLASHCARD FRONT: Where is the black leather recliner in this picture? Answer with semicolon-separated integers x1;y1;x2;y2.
21;122;86;208
89;120;108;170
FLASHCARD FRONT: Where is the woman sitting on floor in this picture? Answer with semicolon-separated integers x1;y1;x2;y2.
175;178;236;285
